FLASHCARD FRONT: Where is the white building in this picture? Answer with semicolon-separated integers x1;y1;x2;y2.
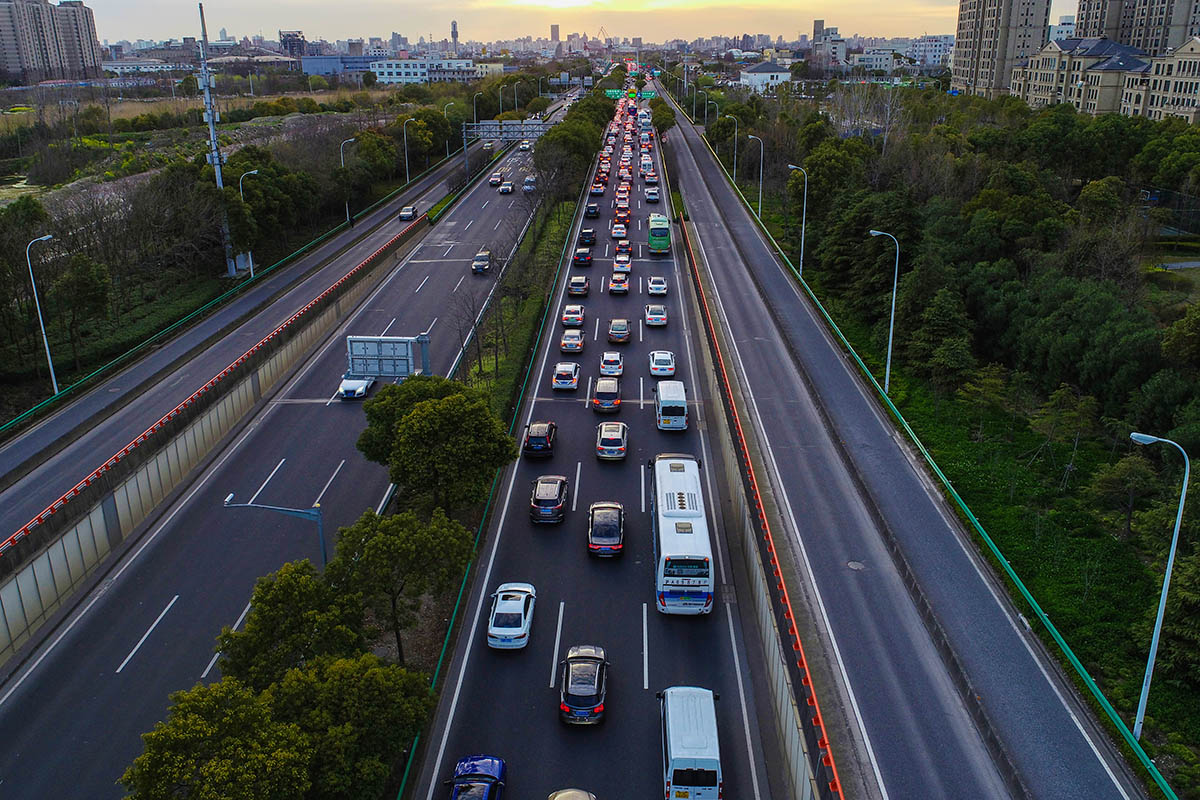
907;34;955;67
739;60;790;92
851;49;907;72
369;57;476;83
1048;15;1076;43
102;58;188;74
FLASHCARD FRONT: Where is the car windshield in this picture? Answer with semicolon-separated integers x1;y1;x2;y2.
612;322;628;331
452;782;492;800
654;354;671;366
492;612;523;628
527;435;547;445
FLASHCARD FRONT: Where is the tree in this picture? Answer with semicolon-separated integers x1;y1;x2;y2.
179;75;199;97
957;363;1009;440
328;509;473;664
525;96;551;115
790;61;811;79
389;393;517;510
52;253;110;371
1162;302;1200;369
121;678;312;800
1159;548;1200;689
651;104;676;135
1087;453;1159;538
267;654;434;800
216;561;364;692
361;71;377;88
357;375;473;465
1077;176;1125;225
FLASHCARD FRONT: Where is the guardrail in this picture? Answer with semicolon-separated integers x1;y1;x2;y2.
659;82;1175;799
0;215;431;668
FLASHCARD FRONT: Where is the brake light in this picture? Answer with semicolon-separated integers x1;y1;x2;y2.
719;780;724;798
617;446;625;452
704;594;713;609
560;703;570;713
593;703;604;714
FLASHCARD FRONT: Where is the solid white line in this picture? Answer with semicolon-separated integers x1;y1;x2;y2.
549;601;565;687
314;459;345;505
464;220;474;231
248;458;285;504
380;317;397;336
201;599;252;679
571;461;581;512
415;275;430;293
376;484;394;514
509;200;516;208
726;601;765;800
324;389;340;407
639;320;644;343
116;594;179;673
639;377;644;409
426;316;438;334
584;376;592;407
453;275;465;293
642;603;649;690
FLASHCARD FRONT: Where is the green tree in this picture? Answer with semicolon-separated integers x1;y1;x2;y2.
1163;303;1200;369
1087;453;1159;538
389;393;517;510
357;375;472;465
328;509;473;664
52;253;110;371
525;95;551;115
651;104;676;135
908;287;974;393
790;61;811;79
307;75;329;91
121;678;312;800
267;654;434;800
179;75;199;97
217;561;364;692
1077;175;1125;225
1160;548;1200;689
957;363;1009;440
361;71;377;88
353;128;398;178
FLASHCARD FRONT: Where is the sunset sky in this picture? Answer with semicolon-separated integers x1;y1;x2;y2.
95;0;1077;45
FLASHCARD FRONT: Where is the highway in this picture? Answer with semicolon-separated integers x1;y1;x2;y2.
658;81;1141;800
412;99;780;799
0;106;568;799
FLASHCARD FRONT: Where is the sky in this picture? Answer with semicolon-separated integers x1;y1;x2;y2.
95;0;1079;45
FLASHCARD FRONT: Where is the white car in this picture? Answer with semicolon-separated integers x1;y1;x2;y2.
600;351;624;376
645;187;661;203
613;253;632;273
647;276;668;296
552;362;581;390
645;304;668;326
398;205;417;221
649;350;676;376
487;582;536;649
519;139;531;151
611;223;627;239
338;372;376;399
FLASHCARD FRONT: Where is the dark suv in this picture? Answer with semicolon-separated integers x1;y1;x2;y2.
522;421;557;458
585;202;600;218
578;228;597;246
530;475;569;523
559;645;609;724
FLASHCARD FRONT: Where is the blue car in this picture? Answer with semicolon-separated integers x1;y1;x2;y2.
447;754;506;799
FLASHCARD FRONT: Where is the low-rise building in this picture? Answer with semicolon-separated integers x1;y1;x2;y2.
1008;37;1146;114
1121;36;1200;122
851;49;918;73
474;61;504;78
102;58;188;74
738;60;790;92
369;57;476;83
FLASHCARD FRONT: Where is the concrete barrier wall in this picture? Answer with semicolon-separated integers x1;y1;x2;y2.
0;217;429;667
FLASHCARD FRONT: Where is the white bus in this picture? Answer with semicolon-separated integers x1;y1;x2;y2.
649;453;715;614
654;380;688;430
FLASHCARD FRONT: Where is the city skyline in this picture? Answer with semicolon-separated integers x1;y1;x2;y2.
92;0;1072;46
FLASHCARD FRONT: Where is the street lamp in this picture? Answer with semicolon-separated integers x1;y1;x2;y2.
868;229;900;394
724;114;738;182
402;117;416;185
443;102;454;157
787;164;809;278
238;169;259;277
695;88;705;122
747;134;763;218
339;137;356;224
473;91;483;123
706;100;717;126
538;76;544;97
499;85;506;114
26;234;57;395
1128;432;1190;741
223;493;328;567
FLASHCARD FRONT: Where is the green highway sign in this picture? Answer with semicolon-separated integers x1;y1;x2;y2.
640;90;658;98
604;89;624;98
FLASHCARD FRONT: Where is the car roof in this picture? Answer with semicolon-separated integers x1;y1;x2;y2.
611;318;629;326
554;362;577;371
598;421;626;435
595;377;619;390
453;754;505;780
569;275;588;283
602;351;621;360
565;304;583;312
528;421;552;434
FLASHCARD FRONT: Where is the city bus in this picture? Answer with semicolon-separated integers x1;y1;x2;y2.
649;453;715;614
648;212;671;254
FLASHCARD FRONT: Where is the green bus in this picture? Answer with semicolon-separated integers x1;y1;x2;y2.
648;213;671;254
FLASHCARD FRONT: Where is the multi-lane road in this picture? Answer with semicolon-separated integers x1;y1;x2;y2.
0;107;565;799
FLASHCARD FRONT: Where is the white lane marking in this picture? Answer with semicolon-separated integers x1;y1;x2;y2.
481;200;489;209
639;377;645;409
643;603;650;690
380;317;397;336
726;600;765;800
443;245;453;257
639;320;644;343
571;461;581;512
116;595;179;673
584;376;592;408
314;459;345;505
426;316;438;334
605;243;610;257
549;601;565;688
509;200;516;208
464;220;474;231
324;389;341;406
201;599;252;678
639;276;644;294
593;317;600;340
415;275;430;293
248;458;285;504
494;219;502;230
640;464;646;513
376;484;393;514
453;275;465;293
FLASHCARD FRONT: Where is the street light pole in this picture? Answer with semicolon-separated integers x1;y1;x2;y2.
443;102;454;157
695;89;705;122
747;134;763;218
1128;432;1190;741
223;493;328;567
25;234;57;395
706;100;717;126
473;91;483;123
787;164;809;278
725;114;738;182
339;137;356;224
238;169;259;277
869;229;900;394
402;117;416;185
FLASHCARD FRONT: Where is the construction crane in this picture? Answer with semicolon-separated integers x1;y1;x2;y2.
585;26;612;53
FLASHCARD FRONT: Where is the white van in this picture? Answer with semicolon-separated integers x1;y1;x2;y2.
654;380;688;430
658;686;722;799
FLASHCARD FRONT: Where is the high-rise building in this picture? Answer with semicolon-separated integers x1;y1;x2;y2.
952;0;1051;97
551;24;559;42
0;0;101;83
1048;14;1076;41
278;30;306;59
1075;0;1200;55
451;20;458;55
813;19;825;40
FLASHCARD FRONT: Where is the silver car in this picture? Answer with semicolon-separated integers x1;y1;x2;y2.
595;421;628;460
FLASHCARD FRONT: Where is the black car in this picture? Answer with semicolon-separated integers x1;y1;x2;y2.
578;228;597;246
559;645;609;724
585;202;600;218
587;501;624;556
530;475;569;523
572;248;592;267
522;421;557;458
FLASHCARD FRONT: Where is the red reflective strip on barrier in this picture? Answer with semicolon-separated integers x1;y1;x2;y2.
1;214;428;556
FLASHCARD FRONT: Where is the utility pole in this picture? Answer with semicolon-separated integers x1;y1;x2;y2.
198;3;235;277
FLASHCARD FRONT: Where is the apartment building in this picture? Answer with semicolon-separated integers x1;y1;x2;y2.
0;0;101;83
1120;35;1200;120
1009;36;1146;113
907;34;956;66
369;58;476;84
1075;0;1200;55
1048;14;1077;41
952;0;1052;97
